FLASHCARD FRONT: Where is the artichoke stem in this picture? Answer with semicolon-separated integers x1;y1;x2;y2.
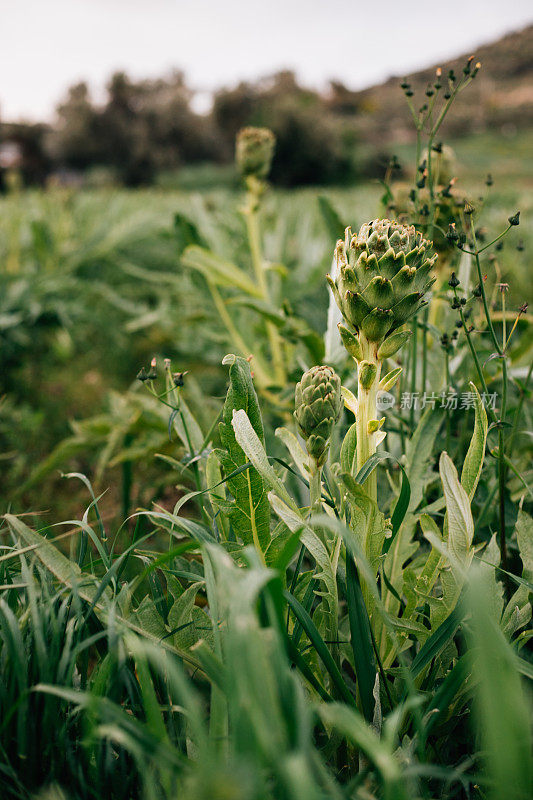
355;337;382;503
309;458;323;516
244;186;286;386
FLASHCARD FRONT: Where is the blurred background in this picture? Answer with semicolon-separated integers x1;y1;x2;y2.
1;0;532;189
1;0;532;519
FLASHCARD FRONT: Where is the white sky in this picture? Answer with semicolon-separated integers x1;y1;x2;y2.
1;0;532;121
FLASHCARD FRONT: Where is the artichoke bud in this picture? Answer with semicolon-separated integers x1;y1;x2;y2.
358;360;377;390
294;365;342;465
377;330;412;360
330;219;436;349
338;324;363;360
236;127;276;180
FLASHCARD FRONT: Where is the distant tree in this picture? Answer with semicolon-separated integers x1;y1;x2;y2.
0;121;51;187
211;81;257;154
328;81;362;115
48;82;104;170
99;72;153;184
213;71;357;186
49;72;223;185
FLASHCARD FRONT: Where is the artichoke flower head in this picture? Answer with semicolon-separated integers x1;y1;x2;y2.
236;127;276;181
294;365;342;466
328;219;437;348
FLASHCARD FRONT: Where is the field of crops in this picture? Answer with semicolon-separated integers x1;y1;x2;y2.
1;73;532;800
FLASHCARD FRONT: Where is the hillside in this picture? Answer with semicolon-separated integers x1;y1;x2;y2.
347;24;533;145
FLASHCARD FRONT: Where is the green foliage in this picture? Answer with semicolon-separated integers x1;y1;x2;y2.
217;355;271;553
1;56;532;800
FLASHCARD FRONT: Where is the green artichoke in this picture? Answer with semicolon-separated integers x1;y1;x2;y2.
294;365;342;466
328;219;437;350
236;127;276;181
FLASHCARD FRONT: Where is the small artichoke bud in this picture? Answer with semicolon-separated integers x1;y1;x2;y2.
358;361;377;390
236;127;276;180
377;330;412;360
338;324;363;360
294;365;342;466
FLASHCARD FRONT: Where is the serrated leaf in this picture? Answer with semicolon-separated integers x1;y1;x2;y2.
440;452;474;565
429;453;475;628
516;510;533;581
218;355;271;554
231;409;292;507
134;596;167;639
405;406;444;511
461;383;488;500
340;422;357;475
168;581;213;651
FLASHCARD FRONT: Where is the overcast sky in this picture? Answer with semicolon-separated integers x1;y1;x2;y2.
1;0;532;121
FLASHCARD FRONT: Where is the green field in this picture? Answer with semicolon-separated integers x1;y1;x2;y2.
1;126;531;514
1;118;532;800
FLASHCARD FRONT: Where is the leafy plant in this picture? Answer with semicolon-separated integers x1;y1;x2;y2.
1;50;532;800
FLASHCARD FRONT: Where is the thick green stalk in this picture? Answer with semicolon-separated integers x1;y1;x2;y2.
208;280;272;390
245;190;286;385
355;338;382;503
309;460;323;516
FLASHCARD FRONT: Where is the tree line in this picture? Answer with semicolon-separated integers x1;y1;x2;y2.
0;70;370;188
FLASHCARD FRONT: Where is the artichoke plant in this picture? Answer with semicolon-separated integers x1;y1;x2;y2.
236;127;276;182
294;365;342;468
328;219;437;498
